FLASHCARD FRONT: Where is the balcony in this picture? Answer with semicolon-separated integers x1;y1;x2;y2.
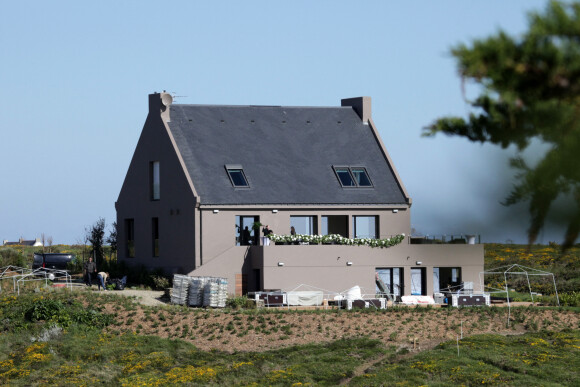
409;234;480;245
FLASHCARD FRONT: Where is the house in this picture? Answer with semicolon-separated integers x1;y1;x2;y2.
3;238;43;247
116;92;483;297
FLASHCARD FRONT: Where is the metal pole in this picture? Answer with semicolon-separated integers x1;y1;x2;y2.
525;272;534;304
552;274;560;306
504;272;510;326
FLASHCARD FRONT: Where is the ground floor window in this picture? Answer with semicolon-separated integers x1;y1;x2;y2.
290;216;317;235
433;267;461;293
235;216;259;246
411;267;426;295
352;216;378;238
125;219;135;258
152;218;159;257
375;268;403;298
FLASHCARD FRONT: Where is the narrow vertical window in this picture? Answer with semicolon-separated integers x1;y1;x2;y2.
152;218;159;257
125;219;135;258
150;161;160;200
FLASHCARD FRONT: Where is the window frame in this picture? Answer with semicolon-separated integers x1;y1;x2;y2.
225;164;250;188
352;215;378;239
333;166;356;187
290;215;318;236
332;165;373;188
350;166;373;187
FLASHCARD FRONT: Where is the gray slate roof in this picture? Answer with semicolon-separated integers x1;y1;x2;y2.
168;104;407;205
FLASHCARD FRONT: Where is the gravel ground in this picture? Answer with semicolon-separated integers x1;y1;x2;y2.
109;289;167;306
69;282;168;307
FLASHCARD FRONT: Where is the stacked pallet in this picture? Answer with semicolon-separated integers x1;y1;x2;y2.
188;276;208;307
202;277;229;307
216;277;228;308
171;275;228;307
203;280;219;307
170;274;190;305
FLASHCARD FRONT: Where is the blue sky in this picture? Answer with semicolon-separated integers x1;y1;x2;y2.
1;0;562;245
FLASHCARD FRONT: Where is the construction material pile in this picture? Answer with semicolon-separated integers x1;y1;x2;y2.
170;274;190;305
171;274;228;308
188;277;207;307
203;277;228;308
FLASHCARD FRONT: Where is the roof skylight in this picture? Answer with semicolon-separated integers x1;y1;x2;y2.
225;165;249;187
333;166;373;188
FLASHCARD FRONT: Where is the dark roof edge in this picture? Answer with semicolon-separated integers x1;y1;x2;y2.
171;104;354;109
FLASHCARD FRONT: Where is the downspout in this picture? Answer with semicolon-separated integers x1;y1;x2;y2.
200;209;203;267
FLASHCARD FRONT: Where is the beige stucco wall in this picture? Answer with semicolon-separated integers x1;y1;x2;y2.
189;206;411;294
198;206;410;261
259;243;484;296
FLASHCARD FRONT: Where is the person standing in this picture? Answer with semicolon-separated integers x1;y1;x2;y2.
262;225;271;236
97;272;109;291
84;257;97;286
241;226;251;246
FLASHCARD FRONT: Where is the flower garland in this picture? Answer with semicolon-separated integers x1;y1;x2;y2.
267;233;405;248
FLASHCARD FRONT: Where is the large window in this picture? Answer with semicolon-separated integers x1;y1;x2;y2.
375;268;403;298
321;215;348;237
152;218;159;257
411;268;426;295
235;216;259;245
290;216;317;235
352;216;378;238
150;161;160;200
433;267;461;293
125;219;135;258
226;165;249;187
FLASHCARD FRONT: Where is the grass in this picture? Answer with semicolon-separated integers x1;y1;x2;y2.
350;330;580;386
0;290;579;385
0;323;385;385
485;243;580;295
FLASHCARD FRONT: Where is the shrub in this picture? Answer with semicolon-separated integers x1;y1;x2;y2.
226;296;255;309
0;247;28;267
151;275;170;290
558;292;580;307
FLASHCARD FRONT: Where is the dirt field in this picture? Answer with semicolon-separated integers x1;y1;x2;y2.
92;289;579;353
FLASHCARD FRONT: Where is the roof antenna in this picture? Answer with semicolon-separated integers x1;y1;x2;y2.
170;92;187;101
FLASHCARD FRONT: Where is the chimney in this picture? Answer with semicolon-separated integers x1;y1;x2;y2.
341;97;372;123
149;91;173;122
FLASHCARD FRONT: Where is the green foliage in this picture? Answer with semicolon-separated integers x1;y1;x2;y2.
350;331;580;386
151;275;170;290
106;221;117;255
485;243;580;294
0;293;113;333
0;247;27;267
226;296;256;310
268;233;406;248
425;0;580;249
559;291;580;307
86;217;106;268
